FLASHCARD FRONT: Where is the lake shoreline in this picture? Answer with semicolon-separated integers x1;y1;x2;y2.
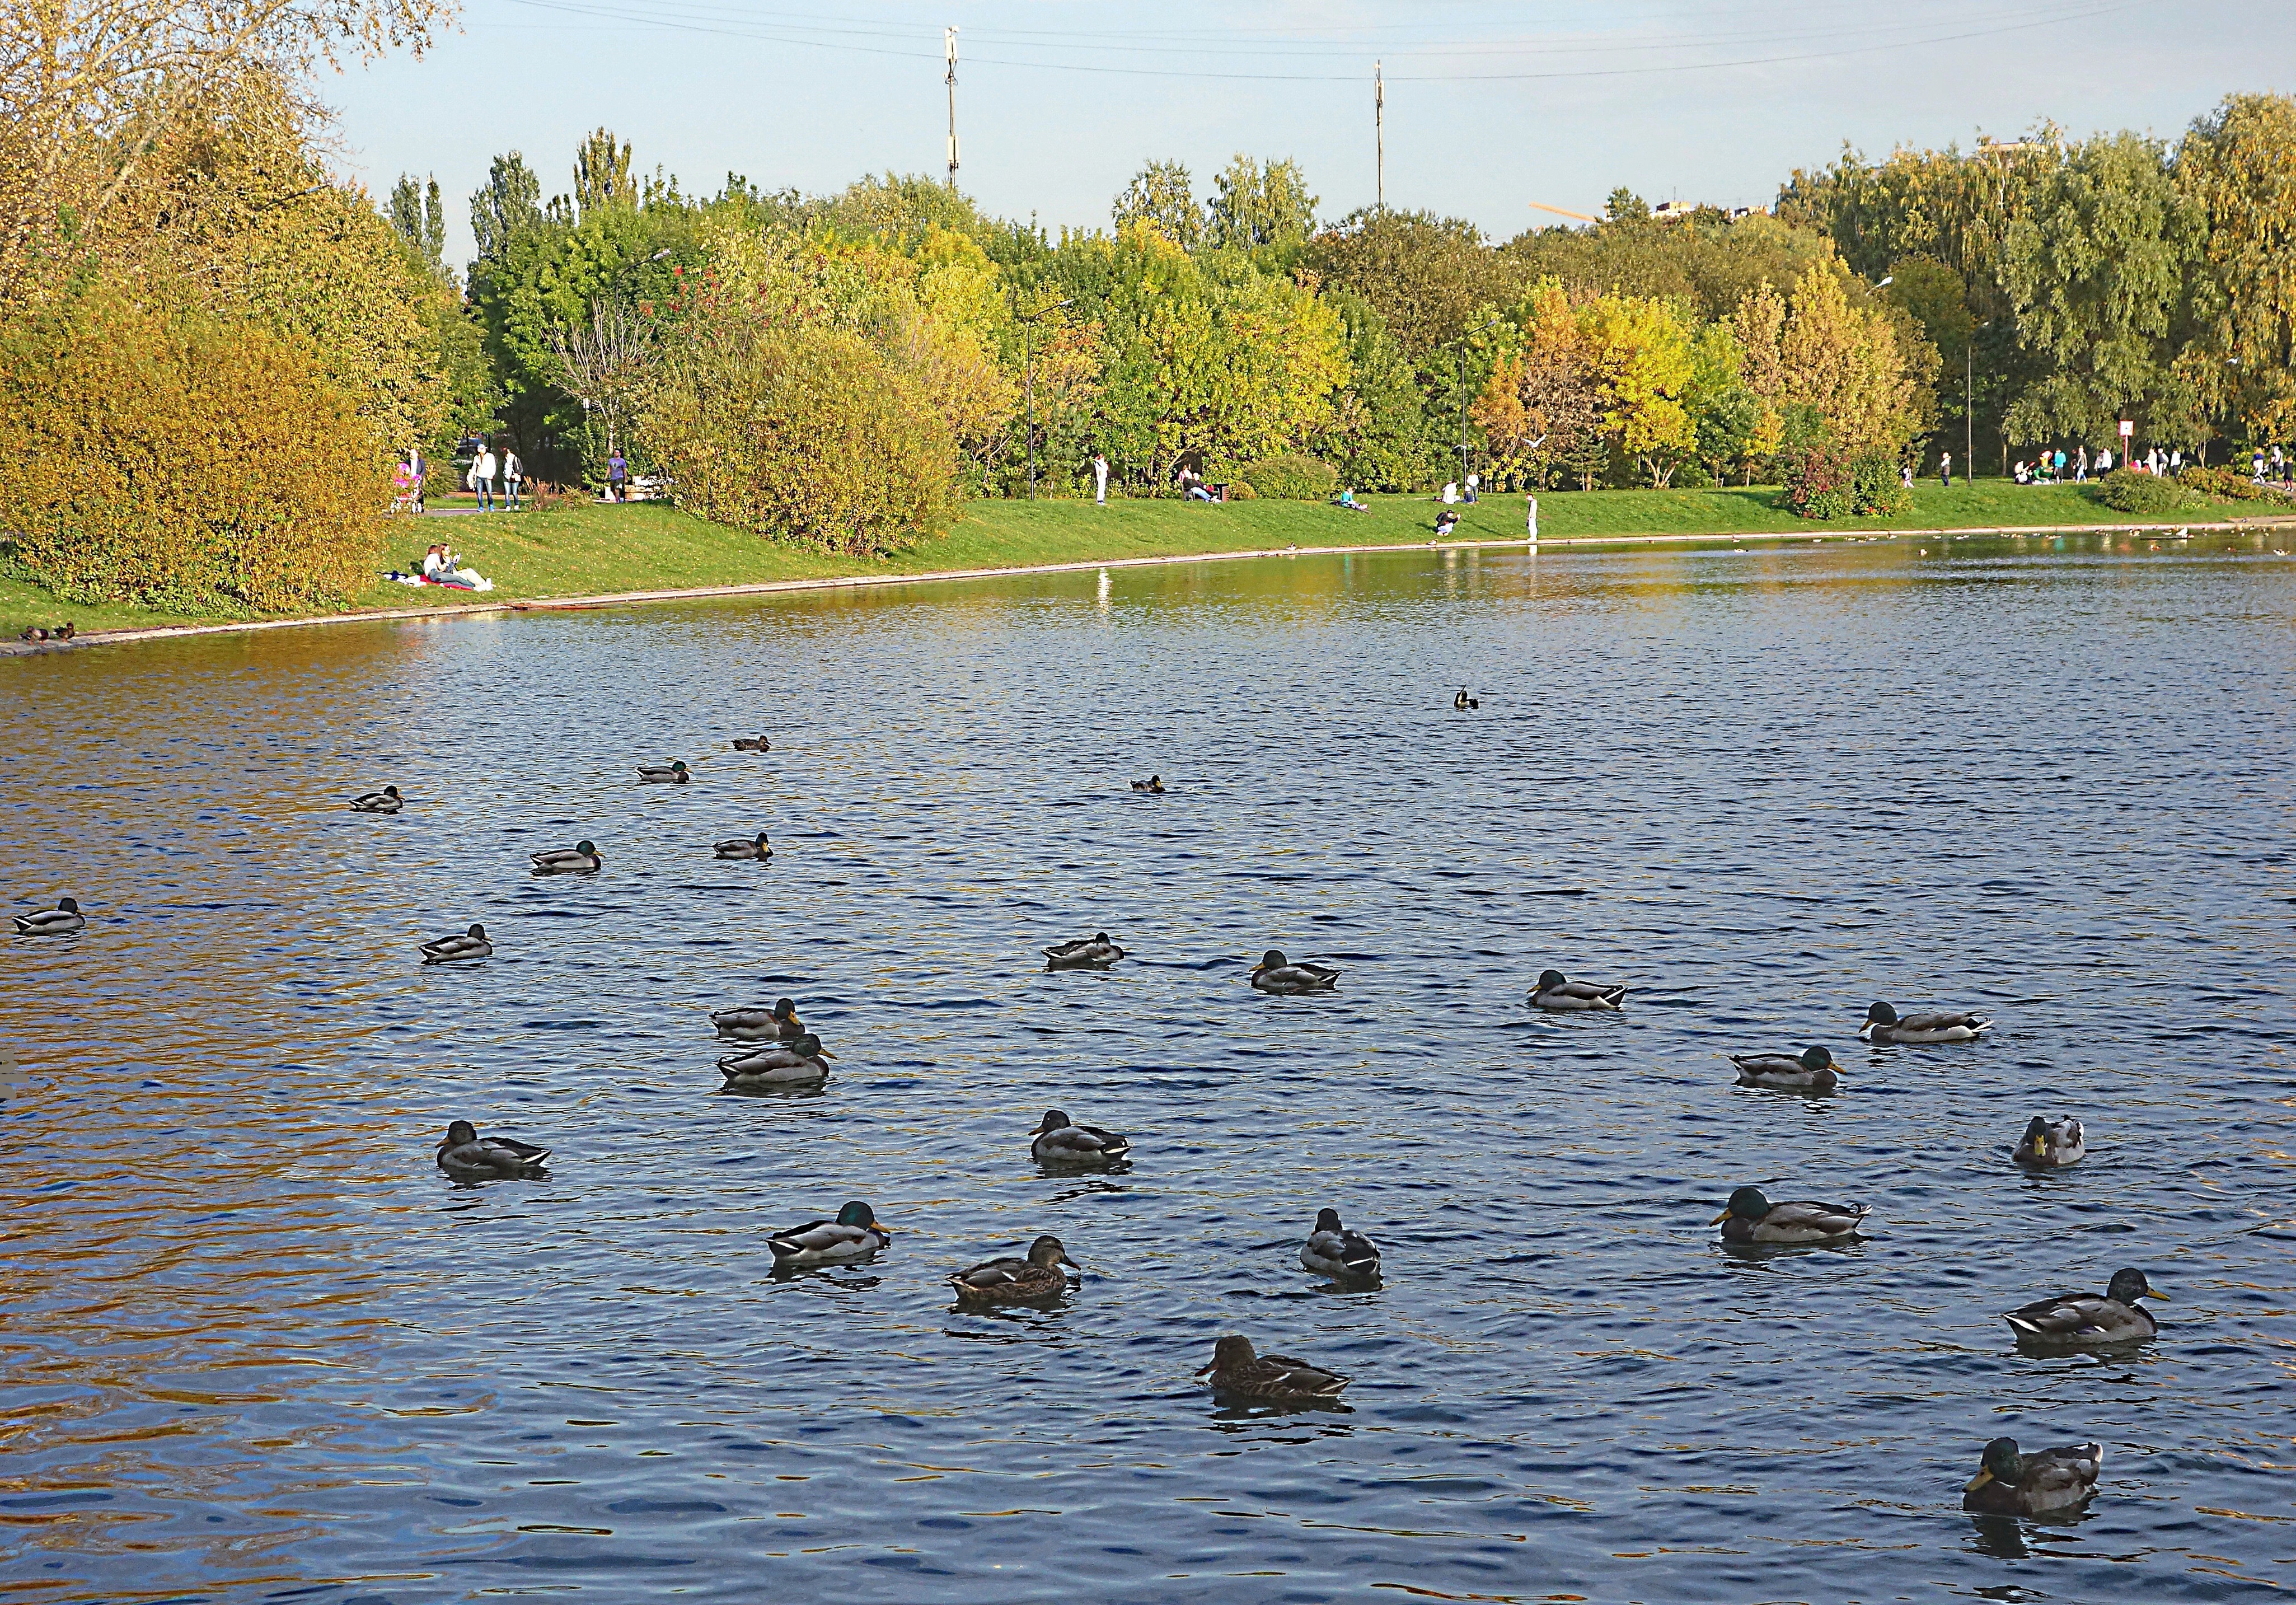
8;512;2291;658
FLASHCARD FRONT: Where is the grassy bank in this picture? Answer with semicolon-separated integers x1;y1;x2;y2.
7;480;2282;641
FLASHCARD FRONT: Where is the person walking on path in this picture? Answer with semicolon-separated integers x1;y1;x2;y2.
2274;444;2286;483
409;445;427;513
1525;492;1539;542
1093;453;1108;506
2053;447;2067;481
1465;471;1479;504
2077;444;2089;481
472;444;498;512
2255;447;2269;482
2096;446;2112;473
1939;450;1952;489
607;450;628;502
503;448;523;511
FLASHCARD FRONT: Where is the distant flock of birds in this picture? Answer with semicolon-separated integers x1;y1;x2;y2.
11;723;2155;1515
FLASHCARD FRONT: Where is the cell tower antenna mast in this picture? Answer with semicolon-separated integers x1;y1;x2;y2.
945;27;960;188
1375;61;1384;210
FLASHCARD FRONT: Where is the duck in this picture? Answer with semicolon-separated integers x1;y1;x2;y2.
719;1032;833;1087
1453;687;1480;710
1861;1000;1991;1044
420;923;491;964
350;785;403;814
1030;1108;1132;1165
435;1119;550;1180
1131;775;1165;793
949;1234;1081;1304
1044;932;1126;971
53;621;73;641
731;735;771;752
714;831;772;860
530;839;602;874
1250;949;1339;994
19;626;45;643
1300;1208;1381;1279
2012;1114;2085;1168
638;760;690;784
1962;1437;2103;1515
1196;1335;1351;1403
14;897;85;936
711;998;803;1040
1728;1045;1841;1092
1530;969;1625;1012
1712;1185;1867;1244
768;1200;891;1268
2002;1268;2166;1346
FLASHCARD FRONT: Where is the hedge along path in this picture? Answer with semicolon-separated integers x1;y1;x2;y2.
10;515;2294;660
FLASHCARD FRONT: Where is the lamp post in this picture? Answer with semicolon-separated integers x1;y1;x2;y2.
1014;297;1074;500
1453;315;1502;496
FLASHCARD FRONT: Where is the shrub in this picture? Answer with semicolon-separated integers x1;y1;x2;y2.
2178;464;2295;505
645;326;955;556
0;282;388;612
1848;453;1913;518
1784;445;1912;520
2096;467;2205;516
1240;453;1339;500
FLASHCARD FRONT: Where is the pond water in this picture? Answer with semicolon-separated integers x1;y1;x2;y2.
2;531;2292;1603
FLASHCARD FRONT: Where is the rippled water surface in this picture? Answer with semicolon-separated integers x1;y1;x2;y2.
4;533;2293;1603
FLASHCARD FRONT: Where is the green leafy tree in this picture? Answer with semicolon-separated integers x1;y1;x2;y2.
1111;160;1201;249
2175;93;2296;447
573;127;634;220
387;172;446;275
1205;156;1318;252
471;151;544;266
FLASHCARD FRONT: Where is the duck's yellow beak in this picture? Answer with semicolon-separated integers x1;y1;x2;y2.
1709;1208;1731;1224
1963;1467;1994;1493
2143;1288;2170;1301
817;1049;836;1060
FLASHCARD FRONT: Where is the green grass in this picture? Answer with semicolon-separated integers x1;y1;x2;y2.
10;479;2287;640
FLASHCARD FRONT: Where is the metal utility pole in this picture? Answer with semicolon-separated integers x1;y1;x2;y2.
944;28;959;188
1375;62;1384;211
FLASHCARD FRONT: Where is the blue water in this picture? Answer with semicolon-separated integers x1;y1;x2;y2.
2;531;2292;1602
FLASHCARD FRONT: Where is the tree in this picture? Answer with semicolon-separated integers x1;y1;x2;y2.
573;127;633;219
2176;93;2296;446
1205;155;1318;251
1581;293;1696;486
387;172;446;274
471;151;543;265
1111;160;1199;249
1731;266;1924;460
1472;281;1602;490
1306;208;1520;359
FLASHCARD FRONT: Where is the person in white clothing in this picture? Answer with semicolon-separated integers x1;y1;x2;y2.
1525;492;1538;542
1465;471;1479;504
2096;446;2112;472
503;448;524;511
1093;453;1108;505
1440;481;1458;505
472;446;498;512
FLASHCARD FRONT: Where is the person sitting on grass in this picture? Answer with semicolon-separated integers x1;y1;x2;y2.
1334;487;1370;512
1434;509;1460;539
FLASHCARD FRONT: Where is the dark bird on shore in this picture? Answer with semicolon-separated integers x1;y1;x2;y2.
1300;1208;1381;1279
1196;1336;1350;1403
15;897;85;936
1030;1108;1131;1166
1251;949;1339;994
2003;1269;2166;1347
350;785;403;813
1728;1046;1841;1092
1530;970;1624;1012
1044;932;1125;970
1962;1438;2103;1515
638;760;690;784
19;627;45;643
53;621;73;640
420;923;491;964
530;840;602;874
949;1234;1080;1304
1712;1185;1867;1244
1861;1000;1991;1044
435;1119;550;1180
714;831;771;860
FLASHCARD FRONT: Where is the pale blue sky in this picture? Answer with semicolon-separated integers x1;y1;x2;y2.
325;0;2286;269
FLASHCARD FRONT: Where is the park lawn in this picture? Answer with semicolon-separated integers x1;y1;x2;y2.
8;480;2278;642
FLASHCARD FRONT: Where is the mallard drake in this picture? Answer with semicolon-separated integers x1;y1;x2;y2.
1300;1208;1381;1278
1251;949;1338;994
530;839;602;874
1962;1438;2103;1515
1031;1108;1131;1165
1728;1045;1841;1092
2012;1114;2085;1167
435;1119;550;1180
949;1234;1080;1303
350;785;403;813
1453;687;1479;709
15;897;84;936
768;1200;891;1268
1196;1335;1350;1403
1530;969;1624;1011
1861;1001;1991;1044
1712;1185;1867;1243
420;923;491;964
731;736;771;752
711;998;803;1040
1131;775;1165;793
53;621;73;641
2003;1268;2166;1346
638;760;690;784
719;1032;833;1087
1044;932;1126;970
713;831;772;860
